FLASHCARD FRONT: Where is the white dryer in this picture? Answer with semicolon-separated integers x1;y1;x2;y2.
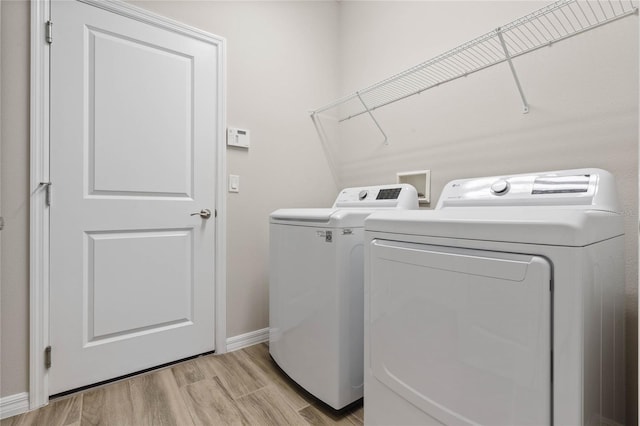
364;169;625;425
270;184;418;410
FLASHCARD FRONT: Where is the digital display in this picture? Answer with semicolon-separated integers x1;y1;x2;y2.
532;174;590;194
376;188;402;200
238;130;246;135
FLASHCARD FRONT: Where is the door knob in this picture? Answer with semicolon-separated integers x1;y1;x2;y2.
191;209;212;219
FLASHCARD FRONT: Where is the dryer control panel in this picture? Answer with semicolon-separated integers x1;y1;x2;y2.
334;184;419;210
437;168;620;213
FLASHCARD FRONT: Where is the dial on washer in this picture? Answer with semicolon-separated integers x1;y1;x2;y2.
491;180;510;195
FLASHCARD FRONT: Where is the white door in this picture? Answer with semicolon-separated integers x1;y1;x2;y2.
50;0;220;395
368;240;551;425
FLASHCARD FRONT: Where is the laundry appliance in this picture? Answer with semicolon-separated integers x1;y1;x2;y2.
364;169;625;425
269;184;419;410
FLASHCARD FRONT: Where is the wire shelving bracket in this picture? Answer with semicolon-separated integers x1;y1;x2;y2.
356;91;389;145
496;28;530;114
310;0;638;144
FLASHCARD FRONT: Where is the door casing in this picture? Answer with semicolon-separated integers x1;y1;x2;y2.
29;0;227;409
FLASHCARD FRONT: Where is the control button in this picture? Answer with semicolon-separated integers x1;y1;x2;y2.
358;190;368;200
491;180;510;195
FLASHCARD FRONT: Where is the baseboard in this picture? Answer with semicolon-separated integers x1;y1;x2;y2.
226;327;269;352
0;392;29;420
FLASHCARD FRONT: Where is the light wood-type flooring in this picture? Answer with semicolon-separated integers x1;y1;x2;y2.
2;343;363;426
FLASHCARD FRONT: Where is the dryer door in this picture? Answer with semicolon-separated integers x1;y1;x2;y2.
369;240;551;426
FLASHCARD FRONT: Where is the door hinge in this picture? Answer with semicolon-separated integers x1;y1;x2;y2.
46;20;53;44
45;346;52;369
215;209;217;218
39;182;52;206
0;217;4;231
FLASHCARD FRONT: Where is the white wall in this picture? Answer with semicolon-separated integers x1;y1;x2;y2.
332;1;638;422
1;0;31;399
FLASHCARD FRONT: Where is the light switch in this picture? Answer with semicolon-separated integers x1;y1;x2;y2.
227;128;250;148
229;175;240;193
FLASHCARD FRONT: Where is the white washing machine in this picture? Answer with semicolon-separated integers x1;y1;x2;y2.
269;184;418;410
364;169;625;425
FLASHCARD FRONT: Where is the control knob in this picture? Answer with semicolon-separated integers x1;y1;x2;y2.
358;190;368;200
490;180;510;195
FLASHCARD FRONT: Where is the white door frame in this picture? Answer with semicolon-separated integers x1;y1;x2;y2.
29;0;227;409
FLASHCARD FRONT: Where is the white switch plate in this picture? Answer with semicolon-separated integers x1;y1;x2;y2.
229;175;240;193
227;128;250;148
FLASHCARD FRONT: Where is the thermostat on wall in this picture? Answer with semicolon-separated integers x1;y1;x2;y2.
227;127;250;149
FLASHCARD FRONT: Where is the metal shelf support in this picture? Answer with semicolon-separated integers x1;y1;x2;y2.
497;28;530;114
356;91;389;145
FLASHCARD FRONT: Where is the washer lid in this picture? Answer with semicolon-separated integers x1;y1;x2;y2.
271;208;376;228
271;208;337;223
365;207;623;246
269;183;419;228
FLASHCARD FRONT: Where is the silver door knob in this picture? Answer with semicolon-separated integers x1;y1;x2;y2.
191;209;212;219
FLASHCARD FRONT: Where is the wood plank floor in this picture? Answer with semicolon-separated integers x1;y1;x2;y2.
2;343;363;426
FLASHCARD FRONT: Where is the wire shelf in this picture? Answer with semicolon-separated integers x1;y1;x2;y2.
311;0;638;123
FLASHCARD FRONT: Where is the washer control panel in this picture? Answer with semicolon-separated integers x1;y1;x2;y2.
334;184;419;210
437;168;620;212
